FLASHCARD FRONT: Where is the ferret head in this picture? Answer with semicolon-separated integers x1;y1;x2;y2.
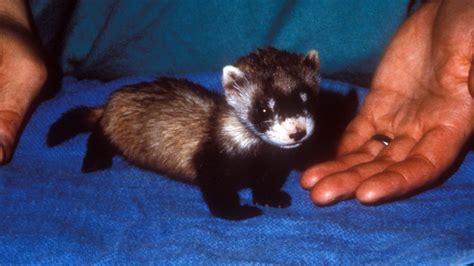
222;48;320;149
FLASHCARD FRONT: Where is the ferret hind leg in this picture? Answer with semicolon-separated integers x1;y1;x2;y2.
82;127;115;173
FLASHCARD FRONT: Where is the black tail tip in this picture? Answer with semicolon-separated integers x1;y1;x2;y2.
46;106;97;147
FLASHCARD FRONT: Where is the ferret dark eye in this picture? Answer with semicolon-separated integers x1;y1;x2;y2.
259;107;270;116
258;102;272;117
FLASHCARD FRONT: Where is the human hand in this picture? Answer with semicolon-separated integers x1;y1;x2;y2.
301;0;474;205
0;1;47;164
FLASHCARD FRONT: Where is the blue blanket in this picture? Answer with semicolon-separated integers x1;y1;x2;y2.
1;74;472;264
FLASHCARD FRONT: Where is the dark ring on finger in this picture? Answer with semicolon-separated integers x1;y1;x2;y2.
372;134;392;146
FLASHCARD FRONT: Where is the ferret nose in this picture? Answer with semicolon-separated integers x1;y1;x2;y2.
290;129;306;141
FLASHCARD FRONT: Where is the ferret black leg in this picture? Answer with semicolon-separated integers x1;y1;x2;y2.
82;128;115;173
197;175;262;221
252;169;291;208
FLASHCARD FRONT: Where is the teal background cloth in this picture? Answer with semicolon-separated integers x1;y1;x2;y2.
30;0;408;82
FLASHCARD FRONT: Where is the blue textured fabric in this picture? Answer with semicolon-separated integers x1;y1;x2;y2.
0;74;472;264
29;0;407;80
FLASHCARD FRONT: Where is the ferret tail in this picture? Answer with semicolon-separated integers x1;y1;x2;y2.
47;106;104;147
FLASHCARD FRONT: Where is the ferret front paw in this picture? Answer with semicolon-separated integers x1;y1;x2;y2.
211;205;262;221
253;191;291;208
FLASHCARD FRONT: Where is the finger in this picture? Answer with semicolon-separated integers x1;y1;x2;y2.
300;136;386;190
300;115;376;189
309;136;418;205
310;160;392;205
356;127;466;203
300;161;349;190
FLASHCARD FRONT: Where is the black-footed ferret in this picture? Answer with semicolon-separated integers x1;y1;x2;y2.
47;47;320;220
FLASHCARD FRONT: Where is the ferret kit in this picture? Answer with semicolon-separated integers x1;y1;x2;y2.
47;47;320;220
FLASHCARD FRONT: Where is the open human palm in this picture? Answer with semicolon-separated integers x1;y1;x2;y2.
301;0;474;205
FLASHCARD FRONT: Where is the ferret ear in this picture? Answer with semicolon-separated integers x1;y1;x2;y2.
302;50;321;92
303;49;320;72
222;65;245;94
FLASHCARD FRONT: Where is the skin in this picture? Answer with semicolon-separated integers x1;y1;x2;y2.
0;0;47;164
301;0;474;205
